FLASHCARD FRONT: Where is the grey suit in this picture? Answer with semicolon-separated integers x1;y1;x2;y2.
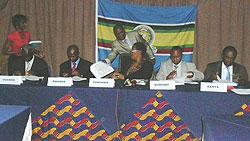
204;61;249;85
156;60;204;81
106;30;154;63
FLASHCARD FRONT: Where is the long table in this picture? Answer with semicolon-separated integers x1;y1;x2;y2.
0;84;250;140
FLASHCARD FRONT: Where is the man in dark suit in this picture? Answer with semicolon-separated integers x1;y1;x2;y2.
204;46;249;85
103;24;155;64
8;45;49;77
60;45;93;78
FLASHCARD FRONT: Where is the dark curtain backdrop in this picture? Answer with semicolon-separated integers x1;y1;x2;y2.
0;0;250;77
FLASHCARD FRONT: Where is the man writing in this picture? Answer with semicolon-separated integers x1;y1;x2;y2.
60;45;93;78
103;24;155;64
204;46;249;85
156;46;204;82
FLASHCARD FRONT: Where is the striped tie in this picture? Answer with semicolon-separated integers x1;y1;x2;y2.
72;62;76;72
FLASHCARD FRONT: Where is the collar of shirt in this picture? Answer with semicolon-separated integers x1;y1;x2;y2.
122;34;132;48
221;62;233;81
71;57;80;69
25;55;35;72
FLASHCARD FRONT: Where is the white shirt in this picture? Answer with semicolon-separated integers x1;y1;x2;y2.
221;62;233;82
25;55;35;75
122;34;132;48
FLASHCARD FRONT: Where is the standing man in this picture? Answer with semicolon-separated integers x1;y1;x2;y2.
156;46;204;82
204;46;249;85
60;45;93;78
103;24;155;64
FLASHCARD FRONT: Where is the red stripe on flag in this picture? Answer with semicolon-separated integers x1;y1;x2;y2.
156;47;193;54
98;42;112;48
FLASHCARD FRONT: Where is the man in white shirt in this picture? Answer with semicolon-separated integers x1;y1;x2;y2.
204;46;249;85
102;24;155;64
156;46;204;82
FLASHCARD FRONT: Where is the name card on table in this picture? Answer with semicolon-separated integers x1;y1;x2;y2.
0;76;23;85
47;77;73;87
89;78;115;88
200;82;227;92
150;80;176;90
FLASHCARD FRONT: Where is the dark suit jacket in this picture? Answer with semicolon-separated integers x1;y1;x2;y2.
8;56;49;77
59;57;94;78
125;60;153;80
204;61;249;85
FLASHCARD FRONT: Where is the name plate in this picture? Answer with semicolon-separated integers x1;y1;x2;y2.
150;80;176;90
200;82;227;92
0;76;23;85
89;78;115;88
47;77;73;87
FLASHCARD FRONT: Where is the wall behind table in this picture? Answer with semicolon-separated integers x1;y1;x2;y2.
0;0;249;78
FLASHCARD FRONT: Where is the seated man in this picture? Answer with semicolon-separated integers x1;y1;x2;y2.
8;45;49;77
204;46;249;85
60;45;94;78
103;24;155;65
156;46;204;82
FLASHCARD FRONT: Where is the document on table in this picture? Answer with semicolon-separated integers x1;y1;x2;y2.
22;75;44;81
72;76;87;81
231;89;250;95
213;75;238;86
90;62;114;78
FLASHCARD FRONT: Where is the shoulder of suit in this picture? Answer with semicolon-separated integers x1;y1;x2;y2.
34;56;48;65
60;60;70;66
207;61;221;66
160;60;171;66
233;62;245;68
128;30;139;35
34;56;46;62
79;58;93;65
112;40;120;46
183;61;195;65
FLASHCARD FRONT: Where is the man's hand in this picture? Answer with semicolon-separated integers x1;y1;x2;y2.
166;71;177;79
186;71;194;78
62;72;69;77
211;72;218;81
27;70;37;76
150;58;155;65
72;71;80;77
102;60;107;64
38;51;45;58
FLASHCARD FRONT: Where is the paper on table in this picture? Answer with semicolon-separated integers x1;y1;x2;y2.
214;75;238;86
22;75;44;81
90;62;114;78
72;76;87;81
231;89;250;95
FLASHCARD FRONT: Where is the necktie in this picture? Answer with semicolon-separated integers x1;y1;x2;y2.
72;62;76;72
174;65;178;71
226;66;230;81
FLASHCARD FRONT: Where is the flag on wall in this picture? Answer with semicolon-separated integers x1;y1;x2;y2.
96;0;197;71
